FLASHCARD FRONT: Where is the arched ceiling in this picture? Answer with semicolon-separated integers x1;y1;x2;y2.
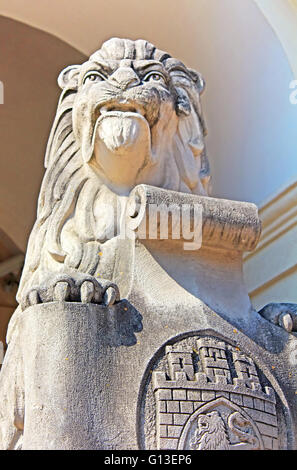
0;0;212;61
255;0;297;77
1;0;297;77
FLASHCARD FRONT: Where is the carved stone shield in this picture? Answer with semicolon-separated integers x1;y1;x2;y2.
178;397;263;450
139;335;279;450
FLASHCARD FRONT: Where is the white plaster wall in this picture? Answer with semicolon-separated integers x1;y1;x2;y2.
194;0;297;205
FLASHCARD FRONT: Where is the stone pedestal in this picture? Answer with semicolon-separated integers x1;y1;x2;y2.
1;186;297;450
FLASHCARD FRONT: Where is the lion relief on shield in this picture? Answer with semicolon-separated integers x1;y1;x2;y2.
12;37;211;320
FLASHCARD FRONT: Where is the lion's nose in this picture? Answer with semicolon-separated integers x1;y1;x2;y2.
109;67;140;89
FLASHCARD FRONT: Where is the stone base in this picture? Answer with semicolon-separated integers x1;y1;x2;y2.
1;187;297;449
1;297;297;449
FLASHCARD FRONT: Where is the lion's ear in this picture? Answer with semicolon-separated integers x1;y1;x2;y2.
188;69;205;95
57;65;81;90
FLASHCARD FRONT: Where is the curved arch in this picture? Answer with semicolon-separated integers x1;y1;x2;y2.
0;0;296;76
254;0;297;77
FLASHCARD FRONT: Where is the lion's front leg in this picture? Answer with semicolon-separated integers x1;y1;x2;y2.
258;303;297;333
20;272;120;312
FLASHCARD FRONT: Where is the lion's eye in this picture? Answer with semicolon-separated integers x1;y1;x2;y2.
143;71;166;84
83;71;106;84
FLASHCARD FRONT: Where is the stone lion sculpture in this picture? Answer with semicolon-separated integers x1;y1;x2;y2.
12;37;211;320
8;36;297;341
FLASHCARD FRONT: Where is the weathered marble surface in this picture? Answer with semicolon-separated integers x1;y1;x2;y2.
1;38;297;450
1;187;297;450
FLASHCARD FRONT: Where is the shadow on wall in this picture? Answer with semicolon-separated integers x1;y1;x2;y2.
0;16;86;252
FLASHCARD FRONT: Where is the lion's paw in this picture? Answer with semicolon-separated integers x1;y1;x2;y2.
21;274;120;311
258;303;297;333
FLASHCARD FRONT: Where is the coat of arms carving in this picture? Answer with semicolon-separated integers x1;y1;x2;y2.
149;336;278;450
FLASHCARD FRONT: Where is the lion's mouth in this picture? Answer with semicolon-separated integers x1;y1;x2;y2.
97;103;146;122
100;103;144;115
93;101;150;155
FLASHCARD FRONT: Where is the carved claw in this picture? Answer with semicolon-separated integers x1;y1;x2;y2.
20;274;120;311
102;283;120;306
80;281;96;303
21;289;40;311
78;278;104;303
258;303;297;332
279;312;293;333
53;281;71;302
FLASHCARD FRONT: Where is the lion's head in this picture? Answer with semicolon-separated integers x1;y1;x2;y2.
191;411;230;451
17;38;211;297
56;37;210;194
